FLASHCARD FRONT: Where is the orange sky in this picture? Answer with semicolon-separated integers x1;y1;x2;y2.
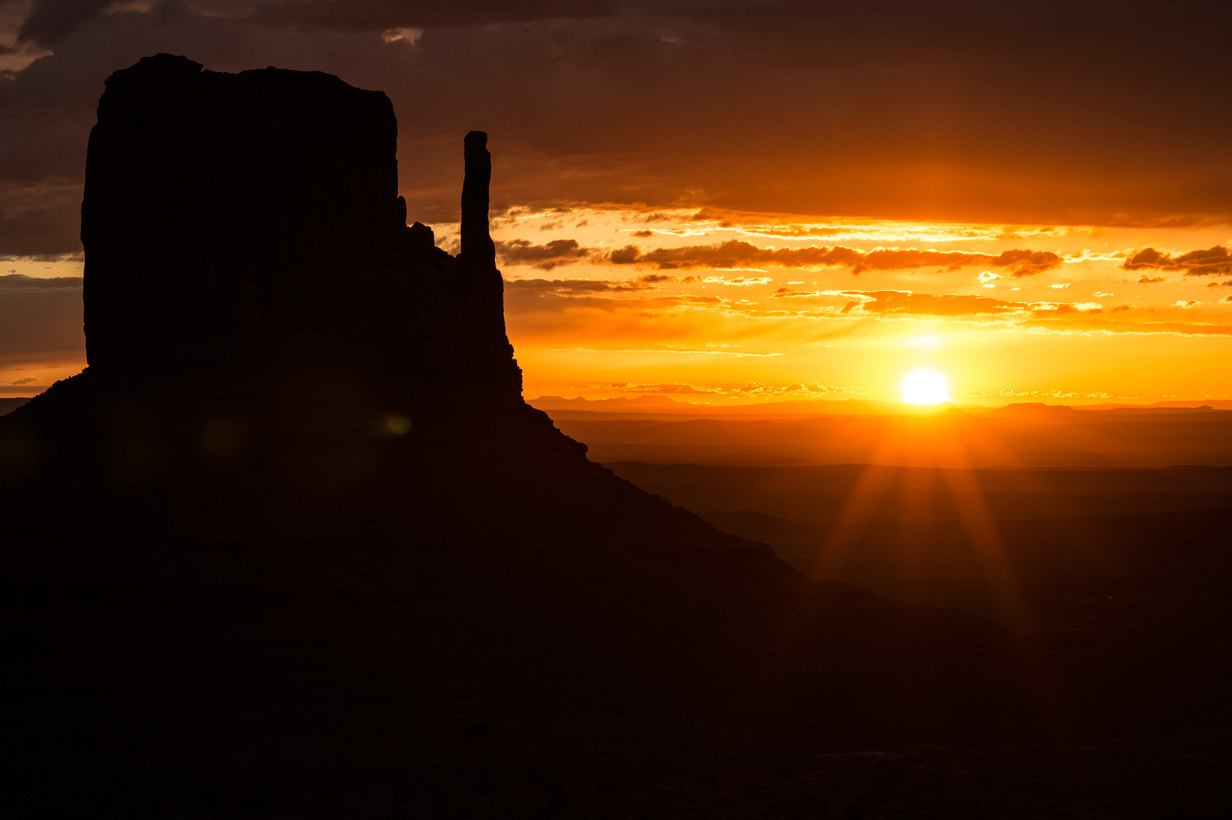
3;2;1231;405
479;209;1232;405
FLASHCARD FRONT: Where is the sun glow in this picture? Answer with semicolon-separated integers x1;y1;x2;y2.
900;368;950;405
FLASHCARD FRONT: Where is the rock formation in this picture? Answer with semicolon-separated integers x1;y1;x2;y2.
81;53;518;399
0;53;778;558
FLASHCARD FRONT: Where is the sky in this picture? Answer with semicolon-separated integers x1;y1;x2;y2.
2;0;1232;405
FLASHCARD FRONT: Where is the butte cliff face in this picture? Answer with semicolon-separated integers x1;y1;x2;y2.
81;53;518;399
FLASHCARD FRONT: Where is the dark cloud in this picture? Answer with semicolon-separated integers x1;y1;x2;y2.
2;0;1232;266
0;186;85;259
495;238;590;270
249;0;614;33
1123;246;1232;277
17;0;120;48
1137;275;1166;284
505;276;660;296
609;240;1062;275
989;249;1064;277
851;248;974;275
609;245;639;265
503;275;723;316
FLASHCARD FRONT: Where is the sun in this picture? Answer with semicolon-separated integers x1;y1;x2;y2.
900;368;950;405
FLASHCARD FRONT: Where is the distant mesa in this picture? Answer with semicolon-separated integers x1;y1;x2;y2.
984;402;1079;418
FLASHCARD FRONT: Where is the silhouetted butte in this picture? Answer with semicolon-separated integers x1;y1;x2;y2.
3;52;807;586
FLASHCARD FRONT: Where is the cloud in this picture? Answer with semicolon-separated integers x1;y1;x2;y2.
495;238;590;270
565;346;782;358
726;381;852;397
0;185;87;259
608;240;1062;275
840;290;1025;317
1137;275;1166;284
506;276;660;296
1123;246;1232;277
1029;301;1104;316
825;289;1110;322
603;380;859;399
616;382;722;395
503;274;681;314
0;0;1229;242
638;273;672;284
16;0;120;48
4;0;1232;250
700;275;772;286
248;0;614;33
989;249;1064;277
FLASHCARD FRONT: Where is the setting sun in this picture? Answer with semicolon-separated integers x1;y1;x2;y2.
900;368;951;405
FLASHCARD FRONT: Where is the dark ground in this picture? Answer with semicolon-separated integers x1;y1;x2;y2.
5;399;1232;817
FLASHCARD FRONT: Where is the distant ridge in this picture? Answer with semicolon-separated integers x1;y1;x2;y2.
981;402;1082;418
0;397;31;417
